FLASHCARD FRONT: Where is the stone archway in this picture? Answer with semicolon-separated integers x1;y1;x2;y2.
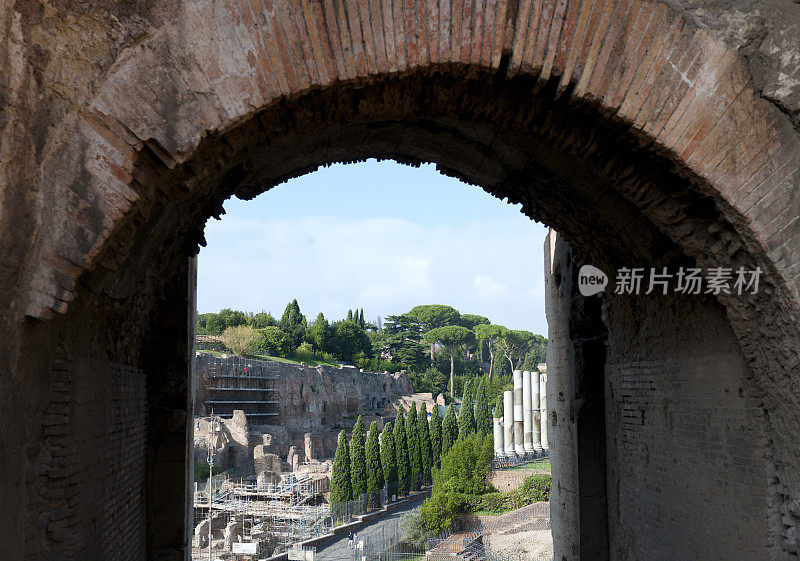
1;1;800;560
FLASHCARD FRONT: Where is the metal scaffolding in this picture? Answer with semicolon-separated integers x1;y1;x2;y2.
195;354;281;421
193;471;331;559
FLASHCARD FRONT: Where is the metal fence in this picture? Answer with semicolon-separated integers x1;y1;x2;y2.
331;474;429;528
490;451;548;470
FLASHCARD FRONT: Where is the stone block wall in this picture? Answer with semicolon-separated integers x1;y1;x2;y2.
195;355;411;458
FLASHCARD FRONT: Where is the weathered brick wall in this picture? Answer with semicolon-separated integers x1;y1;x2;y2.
604;294;769;560
26;358;147;561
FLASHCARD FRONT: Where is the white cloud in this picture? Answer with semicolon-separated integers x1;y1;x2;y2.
473;275;508;298
198;214;549;333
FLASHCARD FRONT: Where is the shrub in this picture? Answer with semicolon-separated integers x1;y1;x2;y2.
221;325;260;356
401;508;436;549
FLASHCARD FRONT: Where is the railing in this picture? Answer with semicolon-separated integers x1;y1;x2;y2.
490;451;548;470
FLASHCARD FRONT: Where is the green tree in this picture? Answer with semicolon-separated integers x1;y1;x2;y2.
220;325;260;356
257;325;292;356
279;299;307;350
252;311;276;329
408;305;462;360
366;421;384;501
493;395;504;418
423;325;476;396
381;421;398;497
475;378;491;435
459;314;491;330
458;380;476;439
330;430;352;503
307;312;330;352
419;432;495;532
394;410;409;494
430;405;443;469
332;320;371;362
474;324;504;379
350;416;367;498
495;328;538;371
442;404;457;457
418;403;433;483
407;403;422;490
347;309;353;322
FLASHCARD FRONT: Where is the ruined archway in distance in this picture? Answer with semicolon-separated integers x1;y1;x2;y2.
2;1;800;560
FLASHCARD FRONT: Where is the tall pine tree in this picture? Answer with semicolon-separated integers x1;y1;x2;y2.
475;378;491;435
430;406;443;468
350;416;367;498
366;421;384;503
407;403;422;490
459;381;476;439
442;403;457;456
417;403;433;483
381;421;398;497
394;409;410;494
330;430;352;503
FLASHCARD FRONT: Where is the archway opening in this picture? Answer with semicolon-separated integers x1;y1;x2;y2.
22;66;792;561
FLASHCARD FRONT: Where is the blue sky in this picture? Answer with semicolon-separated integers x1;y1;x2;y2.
197;160;549;335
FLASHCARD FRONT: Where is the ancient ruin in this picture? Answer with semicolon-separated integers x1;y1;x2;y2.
195;354;412;459
494;367;548;459
3;1;800;560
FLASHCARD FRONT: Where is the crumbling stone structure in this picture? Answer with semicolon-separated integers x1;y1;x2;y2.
2;1;800;560
195;354;411;458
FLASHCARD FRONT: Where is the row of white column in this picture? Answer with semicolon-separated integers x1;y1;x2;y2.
492;369;548;457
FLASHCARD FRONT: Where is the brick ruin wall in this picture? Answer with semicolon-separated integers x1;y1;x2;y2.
194;354;412;460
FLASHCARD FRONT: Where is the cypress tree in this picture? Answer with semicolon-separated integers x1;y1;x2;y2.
493;395;503;418
347;309;353;322
366;421;383;502
417;403;433;483
442;404;457;456
459;381;476;439
381;421;398;497
430;405;443;468
330;430;352;503
407;403;422;490
394;410;409;494
350;416;367;498
475;378;491;435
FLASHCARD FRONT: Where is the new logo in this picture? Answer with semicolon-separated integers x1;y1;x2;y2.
578;265;608;297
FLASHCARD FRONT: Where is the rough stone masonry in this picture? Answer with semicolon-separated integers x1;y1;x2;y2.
2;1;800;560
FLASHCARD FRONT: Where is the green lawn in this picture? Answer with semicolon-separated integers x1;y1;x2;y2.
196;350;340;368
508;457;551;472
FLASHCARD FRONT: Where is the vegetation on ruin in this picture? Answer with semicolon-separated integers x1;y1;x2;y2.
196;301;546;403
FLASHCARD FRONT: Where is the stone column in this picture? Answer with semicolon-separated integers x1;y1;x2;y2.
540;371;548;451
523;370;534;452
503;391;515;456
493;417;504;457
532;370;542;451
513;370;525;456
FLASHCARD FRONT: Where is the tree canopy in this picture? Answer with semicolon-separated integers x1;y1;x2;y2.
423;325;476;396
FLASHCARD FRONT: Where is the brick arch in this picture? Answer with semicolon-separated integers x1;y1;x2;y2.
7;1;800;560
27;0;800;319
